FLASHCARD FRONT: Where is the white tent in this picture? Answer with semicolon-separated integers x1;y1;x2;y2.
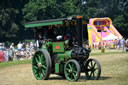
103;33;119;40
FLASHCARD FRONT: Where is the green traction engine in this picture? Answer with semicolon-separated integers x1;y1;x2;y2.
25;16;101;81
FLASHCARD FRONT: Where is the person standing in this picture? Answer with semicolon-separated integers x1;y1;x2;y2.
9;43;16;60
117;40;121;49
10;43;15;51
125;38;128;51
17;42;22;52
0;43;3;51
25;43;30;53
30;42;34;56
120;38;125;49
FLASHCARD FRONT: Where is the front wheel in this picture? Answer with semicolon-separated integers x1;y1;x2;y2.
32;49;52;80
85;58;101;80
64;59;81;81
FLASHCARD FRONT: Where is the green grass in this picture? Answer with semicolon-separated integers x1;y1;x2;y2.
0;59;32;68
90;51;128;56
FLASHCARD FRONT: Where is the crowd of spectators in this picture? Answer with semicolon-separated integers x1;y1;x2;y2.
92;38;128;51
0;41;35;61
0;37;128;62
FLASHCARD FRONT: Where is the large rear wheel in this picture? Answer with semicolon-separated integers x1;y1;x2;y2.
85;58;101;80
32;49;52;80
64;59;81;81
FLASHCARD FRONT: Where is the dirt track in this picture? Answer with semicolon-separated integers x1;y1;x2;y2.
0;52;128;85
0;63;83;85
0;63;91;85
0;64;34;85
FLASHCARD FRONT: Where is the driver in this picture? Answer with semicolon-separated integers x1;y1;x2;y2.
36;32;43;48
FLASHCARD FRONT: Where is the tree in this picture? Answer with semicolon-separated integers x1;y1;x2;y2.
0;1;19;42
23;0;63;22
0;0;128;43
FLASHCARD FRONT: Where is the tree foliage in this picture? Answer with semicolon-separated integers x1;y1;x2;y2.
0;1;18;41
0;0;128;42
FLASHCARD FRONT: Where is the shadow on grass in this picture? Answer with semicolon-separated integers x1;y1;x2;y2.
99;76;112;80
49;75;112;81
49;76;65;80
80;76;112;80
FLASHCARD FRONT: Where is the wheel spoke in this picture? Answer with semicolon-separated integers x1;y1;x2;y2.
66;72;70;76
93;62;96;68
33;68;38;73
66;68;70;71
66;73;71;80
88;64;91;68
68;63;72;70
42;69;45;76
90;71;93;77
35;74;38;77
35;57;39;63
42;65;46;69
70;73;73;79
72;63;74;67
42;61;46;65
41;55;45;61
39;71;43;78
72;63;76;71
74;71;77;74
38;55;42;63
40;54;46;65
33;66;38;70
92;72;96;79
87;68;91;72
72;73;77;79
94;71;97;75
92;72;95;77
91;61;93;67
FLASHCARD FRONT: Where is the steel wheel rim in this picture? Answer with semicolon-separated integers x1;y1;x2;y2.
86;60;98;80
65;62;78;81
32;51;46;80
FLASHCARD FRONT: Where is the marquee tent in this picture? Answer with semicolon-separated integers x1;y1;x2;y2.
103;33;119;40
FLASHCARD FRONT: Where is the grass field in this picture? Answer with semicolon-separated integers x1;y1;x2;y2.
0;49;128;85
